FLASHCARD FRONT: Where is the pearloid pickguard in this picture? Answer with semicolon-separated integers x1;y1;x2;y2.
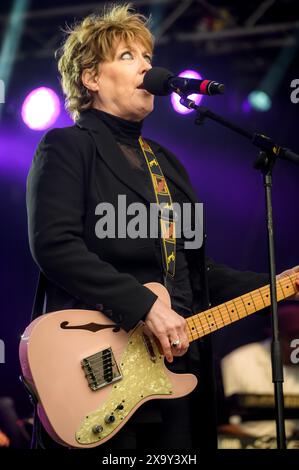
76;325;173;444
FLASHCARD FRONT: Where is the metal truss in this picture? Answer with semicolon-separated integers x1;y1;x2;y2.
0;0;298;61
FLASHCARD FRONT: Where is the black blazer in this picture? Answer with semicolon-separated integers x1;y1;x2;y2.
26;109;269;330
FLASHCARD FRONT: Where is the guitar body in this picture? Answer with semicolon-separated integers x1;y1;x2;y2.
19;282;198;448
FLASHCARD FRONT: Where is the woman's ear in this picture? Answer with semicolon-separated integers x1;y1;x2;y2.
81;68;100;92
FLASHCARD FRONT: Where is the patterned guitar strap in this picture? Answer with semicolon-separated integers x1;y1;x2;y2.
139;136;176;289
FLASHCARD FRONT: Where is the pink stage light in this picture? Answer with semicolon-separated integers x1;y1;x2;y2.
171;69;203;115
21;87;60;130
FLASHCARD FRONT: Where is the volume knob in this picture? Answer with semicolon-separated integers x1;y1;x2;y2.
104;414;115;424
92;424;103;434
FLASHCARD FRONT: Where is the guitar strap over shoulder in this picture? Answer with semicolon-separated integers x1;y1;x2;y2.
139;136;177;291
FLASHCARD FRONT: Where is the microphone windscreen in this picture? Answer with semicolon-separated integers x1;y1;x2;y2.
143;67;173;96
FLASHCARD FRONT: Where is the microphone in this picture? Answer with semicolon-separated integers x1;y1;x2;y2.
143;66;225;96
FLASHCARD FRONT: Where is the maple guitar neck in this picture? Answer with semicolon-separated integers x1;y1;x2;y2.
186;273;298;342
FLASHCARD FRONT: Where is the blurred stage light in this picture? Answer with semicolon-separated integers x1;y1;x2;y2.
171;69;203;115
247;90;272;112
21;87;60;130
0;0;30;119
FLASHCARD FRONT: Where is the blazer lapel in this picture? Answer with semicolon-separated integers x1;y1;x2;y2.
77;111;155;205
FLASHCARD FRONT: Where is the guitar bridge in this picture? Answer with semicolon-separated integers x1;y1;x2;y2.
81;347;122;391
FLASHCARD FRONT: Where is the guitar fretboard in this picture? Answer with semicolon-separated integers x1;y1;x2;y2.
186;273;298;342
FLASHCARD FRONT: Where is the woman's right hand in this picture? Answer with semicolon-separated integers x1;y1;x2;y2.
144;297;189;363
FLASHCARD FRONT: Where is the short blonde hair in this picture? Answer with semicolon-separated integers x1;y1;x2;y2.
57;3;154;121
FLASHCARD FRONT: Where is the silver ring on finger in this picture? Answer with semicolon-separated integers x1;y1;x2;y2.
171;339;180;348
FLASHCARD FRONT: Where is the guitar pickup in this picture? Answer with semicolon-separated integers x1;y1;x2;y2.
81;347;122;391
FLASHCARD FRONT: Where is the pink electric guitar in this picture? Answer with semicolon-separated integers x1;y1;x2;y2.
19;274;297;448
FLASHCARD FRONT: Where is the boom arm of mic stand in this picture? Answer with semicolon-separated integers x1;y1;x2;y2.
178;94;299;166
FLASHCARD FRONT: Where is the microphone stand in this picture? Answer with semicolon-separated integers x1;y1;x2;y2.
178;94;299;450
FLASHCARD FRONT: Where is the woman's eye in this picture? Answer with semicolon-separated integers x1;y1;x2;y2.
121;51;133;60
145;55;152;64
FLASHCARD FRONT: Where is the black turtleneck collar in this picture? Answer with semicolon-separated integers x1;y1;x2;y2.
89;108;143;147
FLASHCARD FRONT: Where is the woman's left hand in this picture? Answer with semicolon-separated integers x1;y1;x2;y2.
277;265;299;301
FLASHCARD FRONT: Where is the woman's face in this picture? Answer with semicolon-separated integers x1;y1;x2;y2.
86;39;154;121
